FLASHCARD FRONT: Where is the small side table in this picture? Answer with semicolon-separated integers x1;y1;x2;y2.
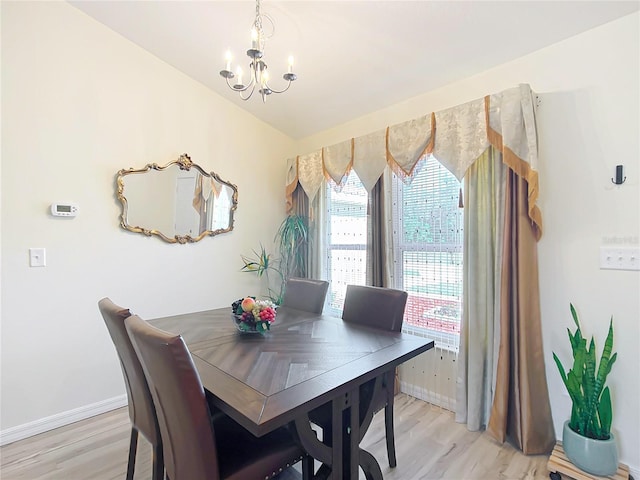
547;442;630;480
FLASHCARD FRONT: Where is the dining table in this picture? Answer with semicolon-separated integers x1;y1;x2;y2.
149;305;434;480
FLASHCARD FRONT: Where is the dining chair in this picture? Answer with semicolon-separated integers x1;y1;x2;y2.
281;277;329;314
124;314;313;480
98;297;163;480
310;284;408;468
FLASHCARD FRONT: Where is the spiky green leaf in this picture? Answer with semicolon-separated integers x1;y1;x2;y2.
594;319;615;395
583;337;597;429
553;352;568;386
598;387;613;438
570;303;580;329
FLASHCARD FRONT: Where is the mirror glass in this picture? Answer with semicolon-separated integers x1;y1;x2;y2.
117;154;238;243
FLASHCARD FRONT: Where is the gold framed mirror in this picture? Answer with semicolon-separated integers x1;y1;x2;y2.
116;154;238;244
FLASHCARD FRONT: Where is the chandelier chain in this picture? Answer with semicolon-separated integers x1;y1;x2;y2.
254;0;263;41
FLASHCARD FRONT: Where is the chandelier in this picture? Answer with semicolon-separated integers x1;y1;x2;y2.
219;0;297;103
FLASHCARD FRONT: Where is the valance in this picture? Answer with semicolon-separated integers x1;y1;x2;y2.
285;84;542;238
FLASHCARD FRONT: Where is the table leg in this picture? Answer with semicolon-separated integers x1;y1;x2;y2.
331;384;372;479
345;387;360;479
292;374;387;480
358;375;383;442
293;414;332;467
357;374;386;479
359;449;383;480
331;396;345;477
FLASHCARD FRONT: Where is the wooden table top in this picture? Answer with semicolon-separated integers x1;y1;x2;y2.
149;306;434;437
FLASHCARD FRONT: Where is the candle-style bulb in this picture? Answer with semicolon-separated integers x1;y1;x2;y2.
288;56;294;73
235;67;243;86
224;50;232;72
251;28;258;49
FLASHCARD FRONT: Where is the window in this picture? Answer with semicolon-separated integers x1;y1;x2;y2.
322;158;463;351
391;155;463;351
324;172;368;315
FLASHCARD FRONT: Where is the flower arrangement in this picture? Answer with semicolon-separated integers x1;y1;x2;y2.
231;296;277;333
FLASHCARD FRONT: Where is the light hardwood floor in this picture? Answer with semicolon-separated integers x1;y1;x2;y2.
0;394;551;480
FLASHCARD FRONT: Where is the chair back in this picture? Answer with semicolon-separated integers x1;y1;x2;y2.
342;285;408;332
98;298;160;446
281;277;329;313
125;315;220;480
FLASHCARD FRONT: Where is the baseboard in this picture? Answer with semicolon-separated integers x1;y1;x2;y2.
0;394;127;446
629;465;639;479
399;380;456;412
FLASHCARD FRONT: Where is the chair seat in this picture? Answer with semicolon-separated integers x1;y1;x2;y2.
215;416;304;480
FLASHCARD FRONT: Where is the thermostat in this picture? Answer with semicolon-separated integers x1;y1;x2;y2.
50;203;79;217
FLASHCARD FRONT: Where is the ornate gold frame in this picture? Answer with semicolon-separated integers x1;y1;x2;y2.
116;153;238;244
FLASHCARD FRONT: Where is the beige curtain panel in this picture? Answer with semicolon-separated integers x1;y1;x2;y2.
285;83;542;239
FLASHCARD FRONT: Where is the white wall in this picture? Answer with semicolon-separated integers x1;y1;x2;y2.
296;13;640;472
2;1;638;473
1;1;294;431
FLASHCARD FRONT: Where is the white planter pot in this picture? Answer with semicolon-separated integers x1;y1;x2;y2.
563;421;618;477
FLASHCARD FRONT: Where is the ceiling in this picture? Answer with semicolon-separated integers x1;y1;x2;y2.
69;1;638;140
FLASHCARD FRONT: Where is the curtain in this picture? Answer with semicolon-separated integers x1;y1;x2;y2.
486;169;555;454
367;178;386;288
287;84;542;237
456;147;506;431
308;185;327;282
285;84;555;455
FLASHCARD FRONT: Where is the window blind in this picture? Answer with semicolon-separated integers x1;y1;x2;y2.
392;155;463;352
324;172;368;315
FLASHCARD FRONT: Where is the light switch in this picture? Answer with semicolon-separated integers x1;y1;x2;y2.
599;246;640;271
29;248;46;267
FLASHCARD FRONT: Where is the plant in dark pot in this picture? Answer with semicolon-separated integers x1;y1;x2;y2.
552;303;618;476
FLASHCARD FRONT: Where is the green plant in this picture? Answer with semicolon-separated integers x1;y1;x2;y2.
240;215;309;305
553;303;617;440
240;244;283;303
275;214;308;281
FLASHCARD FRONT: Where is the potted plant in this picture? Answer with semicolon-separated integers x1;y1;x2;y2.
240;214;309;304
240;243;283;304
552;303;618;476
275;214;308;281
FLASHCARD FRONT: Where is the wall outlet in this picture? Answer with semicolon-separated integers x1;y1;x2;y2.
29;248;46;267
599;246;640;271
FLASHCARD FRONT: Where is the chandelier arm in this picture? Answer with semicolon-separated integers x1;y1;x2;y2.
224;75;256;93
239;83;257;101
264;80;293;95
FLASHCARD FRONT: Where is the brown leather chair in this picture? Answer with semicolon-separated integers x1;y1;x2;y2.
281;277;329;313
311;285;408;468
98;298;163;480
124;314;312;480
341;284;407;333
